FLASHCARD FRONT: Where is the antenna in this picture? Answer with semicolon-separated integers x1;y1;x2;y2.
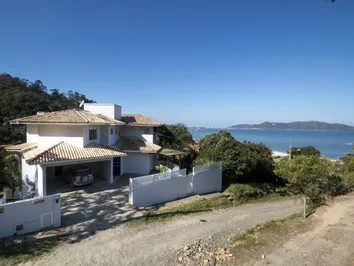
79;100;85;108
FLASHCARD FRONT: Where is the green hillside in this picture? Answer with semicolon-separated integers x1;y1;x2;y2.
0;73;94;144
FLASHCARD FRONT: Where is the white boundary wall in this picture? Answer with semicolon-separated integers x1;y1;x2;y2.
0;194;61;239
129;163;222;207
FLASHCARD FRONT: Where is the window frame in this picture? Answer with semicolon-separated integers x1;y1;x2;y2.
89;129;97;140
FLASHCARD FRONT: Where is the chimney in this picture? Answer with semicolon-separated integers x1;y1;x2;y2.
84;103;122;120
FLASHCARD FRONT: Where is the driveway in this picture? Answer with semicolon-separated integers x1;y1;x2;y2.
27;198;303;266
60;174;143;239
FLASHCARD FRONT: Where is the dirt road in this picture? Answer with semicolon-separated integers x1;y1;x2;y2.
25;199;302;266
255;193;354;266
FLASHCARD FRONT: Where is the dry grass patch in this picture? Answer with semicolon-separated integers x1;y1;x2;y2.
225;213;319;265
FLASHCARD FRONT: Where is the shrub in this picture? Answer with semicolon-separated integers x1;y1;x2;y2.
274;155;338;206
288;146;320;157
196;130;276;186
225;183;281;202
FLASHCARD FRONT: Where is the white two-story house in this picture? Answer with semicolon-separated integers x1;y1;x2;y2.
6;103;162;196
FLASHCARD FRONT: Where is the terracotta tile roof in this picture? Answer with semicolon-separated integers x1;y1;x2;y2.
24;141;126;165
116;136;161;153
5;143;38;152
120;114;162;127
10;109;125;125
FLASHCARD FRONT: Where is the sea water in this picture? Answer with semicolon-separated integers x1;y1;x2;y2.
190;129;354;159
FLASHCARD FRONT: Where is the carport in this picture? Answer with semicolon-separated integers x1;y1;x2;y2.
46;159;114;195
22;141;126;196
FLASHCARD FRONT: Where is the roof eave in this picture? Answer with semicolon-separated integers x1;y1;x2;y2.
10;122;122;126
123;150;159;154
123;124;163;127
27;154;127;166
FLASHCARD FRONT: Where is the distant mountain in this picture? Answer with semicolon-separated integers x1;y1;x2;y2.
229;121;354;131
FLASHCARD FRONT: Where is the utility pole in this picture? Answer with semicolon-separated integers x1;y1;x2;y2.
289;140;292;160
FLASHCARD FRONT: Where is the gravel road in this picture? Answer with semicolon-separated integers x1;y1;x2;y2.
255;193;354;266
25;198;302;266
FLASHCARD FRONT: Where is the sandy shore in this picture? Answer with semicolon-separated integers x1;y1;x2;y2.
272;150;289;158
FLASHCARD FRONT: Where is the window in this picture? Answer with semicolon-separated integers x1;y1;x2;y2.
16;224;24;231
115;128;118;135
110;128;114;135
89;129;97;140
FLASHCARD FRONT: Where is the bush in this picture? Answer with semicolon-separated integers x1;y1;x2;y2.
225;183;281;203
288;146;320;157
196;130;276;186
274;155;339;206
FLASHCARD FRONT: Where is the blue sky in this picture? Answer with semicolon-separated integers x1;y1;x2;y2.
1;0;354;127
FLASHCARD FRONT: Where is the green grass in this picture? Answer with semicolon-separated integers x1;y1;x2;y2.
130;183;288;225
130;196;233;225
0;236;66;266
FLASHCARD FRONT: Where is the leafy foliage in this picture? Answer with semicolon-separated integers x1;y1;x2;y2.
288;146;320;157
196;130;276;185
338;155;354;191
156;124;196;172
274;156;342;206
225;183;283;203
0;73;94;144
0;147;22;196
156;123;194;150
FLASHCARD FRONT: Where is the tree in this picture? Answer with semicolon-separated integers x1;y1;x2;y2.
288;146;320;157
196;130;276;185
156;123;194;151
0;147;7;190
0;73;95;144
275;155;341;206
0;149;21;197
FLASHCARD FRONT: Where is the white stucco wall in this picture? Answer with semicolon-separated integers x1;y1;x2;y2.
37;165;46;196
129;163;222;207
84;103;122;119
22;158;37;183
89;159;113;183
83;125;101;146
0;194;61;239
108;126;119;145
26;125;39;143
122;153;154;175
35;125;84;148
120;126;154;143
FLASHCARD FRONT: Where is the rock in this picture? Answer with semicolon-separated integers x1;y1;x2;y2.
178;256;183;262
208;257;216;266
237;228;241;231
262;254;266;259
184;245;190;251
198;247;202;252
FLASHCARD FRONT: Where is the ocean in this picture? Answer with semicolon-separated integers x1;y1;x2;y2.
190;129;354;159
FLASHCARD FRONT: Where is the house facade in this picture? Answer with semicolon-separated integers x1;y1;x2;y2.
6;103;162;196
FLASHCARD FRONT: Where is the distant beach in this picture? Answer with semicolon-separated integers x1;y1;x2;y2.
272;150;288;158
